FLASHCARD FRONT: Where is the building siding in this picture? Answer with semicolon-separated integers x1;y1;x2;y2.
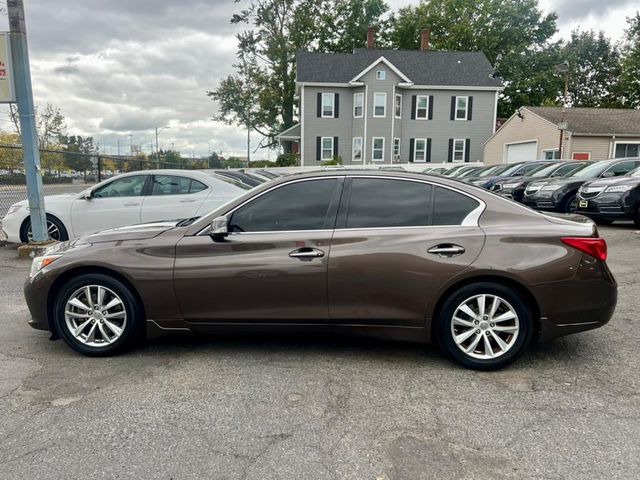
300;57;499;166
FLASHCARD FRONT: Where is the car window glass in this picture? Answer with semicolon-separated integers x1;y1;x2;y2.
433;187;480;226
518;163;545;175
532;163;561;177
603;161;636;177
346;179;432;228
93;175;147;198
571;161;610;178
151;175;208;195
549;163;582;177
229;179;338;232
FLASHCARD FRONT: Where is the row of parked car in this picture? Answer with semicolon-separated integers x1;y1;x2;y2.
426;158;640;226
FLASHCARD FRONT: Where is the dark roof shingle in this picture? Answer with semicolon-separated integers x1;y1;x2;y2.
527;107;640;136
296;49;502;87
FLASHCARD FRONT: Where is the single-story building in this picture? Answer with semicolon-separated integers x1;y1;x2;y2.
483;107;640;165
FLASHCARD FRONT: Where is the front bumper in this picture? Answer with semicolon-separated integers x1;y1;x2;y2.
575;193;635;221
24;270;55;333
1;212;25;243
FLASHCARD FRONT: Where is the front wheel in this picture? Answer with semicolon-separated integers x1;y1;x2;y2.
634;205;640;228
53;273;143;356
436;282;534;370
563;194;577;214
20;214;69;243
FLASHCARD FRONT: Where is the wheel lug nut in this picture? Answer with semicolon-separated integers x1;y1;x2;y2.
485;331;490;335
490;323;495;327
483;316;488;320
474;320;479;325
476;329;481;334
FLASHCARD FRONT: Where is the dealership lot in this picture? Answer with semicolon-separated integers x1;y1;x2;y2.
0;225;638;479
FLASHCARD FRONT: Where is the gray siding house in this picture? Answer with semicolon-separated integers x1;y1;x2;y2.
277;41;503;166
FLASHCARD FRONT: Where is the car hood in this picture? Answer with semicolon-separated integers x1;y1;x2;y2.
12;193;75;207
582;176;640;188
536;177;588;188
77;221;180;244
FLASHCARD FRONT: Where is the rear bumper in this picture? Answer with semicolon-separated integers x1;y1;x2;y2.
532;258;617;341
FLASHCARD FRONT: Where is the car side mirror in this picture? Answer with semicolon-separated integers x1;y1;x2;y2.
210;216;229;242
82;191;93;200
602;171;615;178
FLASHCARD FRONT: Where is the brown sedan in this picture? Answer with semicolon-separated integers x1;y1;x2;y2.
24;170;617;369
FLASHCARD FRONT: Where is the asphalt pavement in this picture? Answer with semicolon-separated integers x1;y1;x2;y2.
0;225;638;479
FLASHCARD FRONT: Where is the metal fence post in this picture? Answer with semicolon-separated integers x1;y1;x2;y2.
97;155;102;182
8;0;48;242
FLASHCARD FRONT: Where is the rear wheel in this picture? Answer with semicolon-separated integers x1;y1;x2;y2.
436;282;534;370
53;273;143;356
634;205;640;228
20;214;68;243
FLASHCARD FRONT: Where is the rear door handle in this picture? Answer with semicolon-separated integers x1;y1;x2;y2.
427;244;466;257
180;199;197;203
289;247;325;260
124;202;140;207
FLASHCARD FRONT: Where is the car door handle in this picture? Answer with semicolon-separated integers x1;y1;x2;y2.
289;247;325;260
124;202;140;207
427;244;466;257
179;199;197;203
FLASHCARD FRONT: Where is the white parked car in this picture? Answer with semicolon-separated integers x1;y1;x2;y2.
1;169;251;243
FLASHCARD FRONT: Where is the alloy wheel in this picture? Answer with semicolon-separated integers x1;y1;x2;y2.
27;220;62;241
64;285;127;348
450;294;520;360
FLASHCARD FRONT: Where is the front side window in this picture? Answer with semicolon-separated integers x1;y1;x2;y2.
416;95;429;119
455;96;469;120
321;137;334;160
229;179;338;232
395;94;402;118
603;160;638;177
151;175;207;196
345;178;432;228
614;143;640;158
353;92;364;118
322;93;334;118
352;137;363;162
372;137;385;162
393;138;400;156
93;175;147;198
414;139;427;162
432;187;480;226
374;93;386;117
453;139;466;162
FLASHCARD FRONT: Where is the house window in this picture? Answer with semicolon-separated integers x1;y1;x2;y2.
452;139;466;162
353;92;364;118
321;137;334;160
414;139;427;162
372;137;385;162
455;96;469;120
416;95;429;119
352;137;363;162
393;138;401;157
373;93;386;118
376;70;386;80
395;94;402;118
321;93;335;118
614;143;640;158
543;149;560;160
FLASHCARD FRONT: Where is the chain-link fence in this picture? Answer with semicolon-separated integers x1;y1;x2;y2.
0;144;205;218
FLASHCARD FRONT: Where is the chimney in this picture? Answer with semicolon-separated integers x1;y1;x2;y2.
420;29;430;51
367;27;376;49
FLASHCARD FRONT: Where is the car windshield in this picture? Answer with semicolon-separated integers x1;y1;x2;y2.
631;167;640;177
457;167;482;178
569;161;611;179
478;165;509;177
531;163;562;177
202;172;252;190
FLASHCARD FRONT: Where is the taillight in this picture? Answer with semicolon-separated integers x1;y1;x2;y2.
561;237;607;261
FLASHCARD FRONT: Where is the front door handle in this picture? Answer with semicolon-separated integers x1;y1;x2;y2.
289;247;325;260
124;202;140;207
427;244;466;257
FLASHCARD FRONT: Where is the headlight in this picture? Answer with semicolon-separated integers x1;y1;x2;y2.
5;204;24;217
502;182;522;189
605;184;634;193
30;254;63;277
541;184;562;191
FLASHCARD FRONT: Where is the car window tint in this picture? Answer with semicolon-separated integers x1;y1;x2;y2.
93;175;147;198
151;175;208;195
603;161;636;177
432;187;480;226
550;163;582;177
346;179;432;228
229;179;338;232
519;163;546;175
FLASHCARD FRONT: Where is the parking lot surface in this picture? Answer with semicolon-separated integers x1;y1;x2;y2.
0;225;639;480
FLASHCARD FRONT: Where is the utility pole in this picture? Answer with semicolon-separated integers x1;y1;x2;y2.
155;127;159;169
117;138;120;156
129;134;133;155
8;0;48;242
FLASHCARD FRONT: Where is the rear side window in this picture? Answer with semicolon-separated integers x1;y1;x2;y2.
151;175;208;195
229;179;338;232
346;179;432;228
432;187;479;226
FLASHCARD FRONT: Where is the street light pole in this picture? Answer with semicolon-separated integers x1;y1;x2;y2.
555;61;570;160
129;134;133;155
8;0;48;242
155;126;168;169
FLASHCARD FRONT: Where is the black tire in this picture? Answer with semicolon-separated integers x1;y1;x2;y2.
435;282;534;370
563;194;577;214
53;273;144;356
634;205;640;228
20;213;69;243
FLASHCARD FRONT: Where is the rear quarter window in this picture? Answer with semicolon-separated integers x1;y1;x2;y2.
432;187;480;226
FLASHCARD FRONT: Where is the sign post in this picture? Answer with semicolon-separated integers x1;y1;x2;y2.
7;0;48;243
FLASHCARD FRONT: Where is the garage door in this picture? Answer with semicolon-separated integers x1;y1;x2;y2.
505;142;537;163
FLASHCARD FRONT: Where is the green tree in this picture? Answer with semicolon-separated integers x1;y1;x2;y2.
208;151;223;168
620;13;640;107
387;0;559;117
317;0;388;52
562;30;623;108
61;135;96;175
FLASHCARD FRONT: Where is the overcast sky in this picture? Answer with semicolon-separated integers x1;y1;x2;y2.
0;0;637;159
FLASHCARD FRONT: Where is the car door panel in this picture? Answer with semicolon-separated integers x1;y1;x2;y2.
140;175;209;223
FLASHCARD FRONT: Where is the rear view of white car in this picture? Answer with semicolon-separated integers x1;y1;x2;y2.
1;170;251;243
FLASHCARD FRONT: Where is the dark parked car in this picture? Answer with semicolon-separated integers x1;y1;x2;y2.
468;161;554;190
576;166;640;226
490;161;588;203
523;158;640;213
213;170;265;187
24;171;616;370
460;164;512;184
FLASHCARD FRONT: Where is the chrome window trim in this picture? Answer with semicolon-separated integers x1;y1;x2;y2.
195;174;486;235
